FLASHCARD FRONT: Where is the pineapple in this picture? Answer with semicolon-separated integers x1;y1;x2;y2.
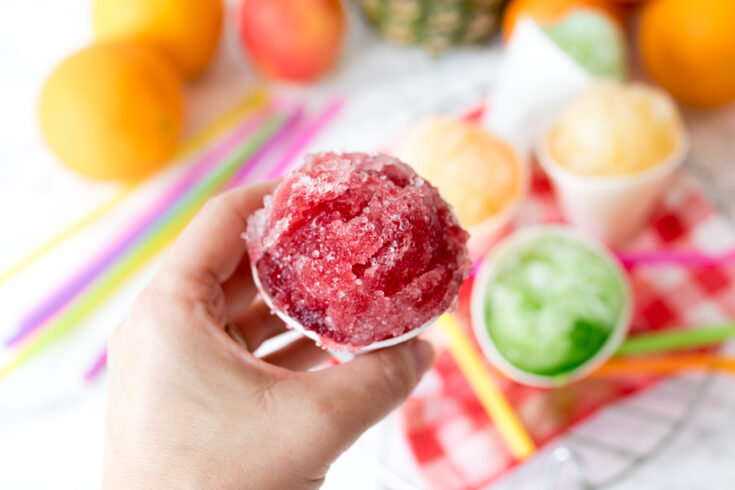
359;0;506;52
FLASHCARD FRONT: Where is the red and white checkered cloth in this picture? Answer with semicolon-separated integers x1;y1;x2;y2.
400;146;735;489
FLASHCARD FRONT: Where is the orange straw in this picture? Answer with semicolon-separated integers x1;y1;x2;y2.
591;354;735;377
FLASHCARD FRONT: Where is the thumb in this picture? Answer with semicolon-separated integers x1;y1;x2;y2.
305;339;434;452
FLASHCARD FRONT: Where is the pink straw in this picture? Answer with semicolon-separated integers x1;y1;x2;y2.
7;107;273;347
226;103;307;188
469;258;483;279
84;348;107;382
470;248;735;279
79;108;302;382
616;249;735;268
265;98;344;179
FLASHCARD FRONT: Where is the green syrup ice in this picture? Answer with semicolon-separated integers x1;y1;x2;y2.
483;234;626;377
542;10;627;81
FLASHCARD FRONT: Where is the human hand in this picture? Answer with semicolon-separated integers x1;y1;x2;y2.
102;181;435;489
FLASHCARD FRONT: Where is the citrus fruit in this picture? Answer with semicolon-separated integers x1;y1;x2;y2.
93;0;223;80
502;0;626;41
39;42;183;181
639;0;735;108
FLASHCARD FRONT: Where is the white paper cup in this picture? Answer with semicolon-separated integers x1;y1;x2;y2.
484;18;594;161
470;225;633;388
251;261;435;359
536;127;689;246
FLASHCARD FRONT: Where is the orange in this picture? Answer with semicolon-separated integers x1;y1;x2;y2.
639;0;735;108
502;0;627;41
39;42;183;181
93;0;223;80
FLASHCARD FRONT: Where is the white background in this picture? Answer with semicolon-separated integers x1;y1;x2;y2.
2;0;735;489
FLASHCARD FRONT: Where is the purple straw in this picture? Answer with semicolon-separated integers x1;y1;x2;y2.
7;108;273;347
81;100;340;382
81;107;305;383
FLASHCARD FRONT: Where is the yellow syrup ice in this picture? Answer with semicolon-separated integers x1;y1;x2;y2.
549;82;684;177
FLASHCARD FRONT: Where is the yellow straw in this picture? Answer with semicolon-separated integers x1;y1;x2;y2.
0;223;182;379
437;314;537;460
0;186;135;284
0;88;269;285
0;113;285;380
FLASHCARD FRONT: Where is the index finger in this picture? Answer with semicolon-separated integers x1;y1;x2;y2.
161;179;278;289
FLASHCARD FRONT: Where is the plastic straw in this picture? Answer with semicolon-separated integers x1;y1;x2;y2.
84;348;107;382
616;324;735;357
264;98;344;180
0;186;136;285
591;354;735;377
7;106;273;346
0;112;291;380
83;99;340;381
438;314;536;460
616;249;735;268
227;105;305;187
0;89;268;286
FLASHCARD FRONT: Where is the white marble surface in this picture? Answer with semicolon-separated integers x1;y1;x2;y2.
2;1;735;489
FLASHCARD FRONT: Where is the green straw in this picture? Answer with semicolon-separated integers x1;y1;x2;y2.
616;324;735;357
0;113;286;380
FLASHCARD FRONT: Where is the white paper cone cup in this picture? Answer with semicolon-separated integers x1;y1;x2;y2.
251;261;434;356
484;18;594;160
536;128;689;246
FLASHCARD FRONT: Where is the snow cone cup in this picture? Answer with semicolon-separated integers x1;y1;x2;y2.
471;226;632;388
247;152;472;358
537;128;688;246
251;265;436;359
536;82;689;246
483;18;594;161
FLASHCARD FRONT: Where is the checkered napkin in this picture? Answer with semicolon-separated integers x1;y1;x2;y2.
400;167;735;489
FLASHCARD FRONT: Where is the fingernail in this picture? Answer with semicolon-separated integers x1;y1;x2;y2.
411;340;435;374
